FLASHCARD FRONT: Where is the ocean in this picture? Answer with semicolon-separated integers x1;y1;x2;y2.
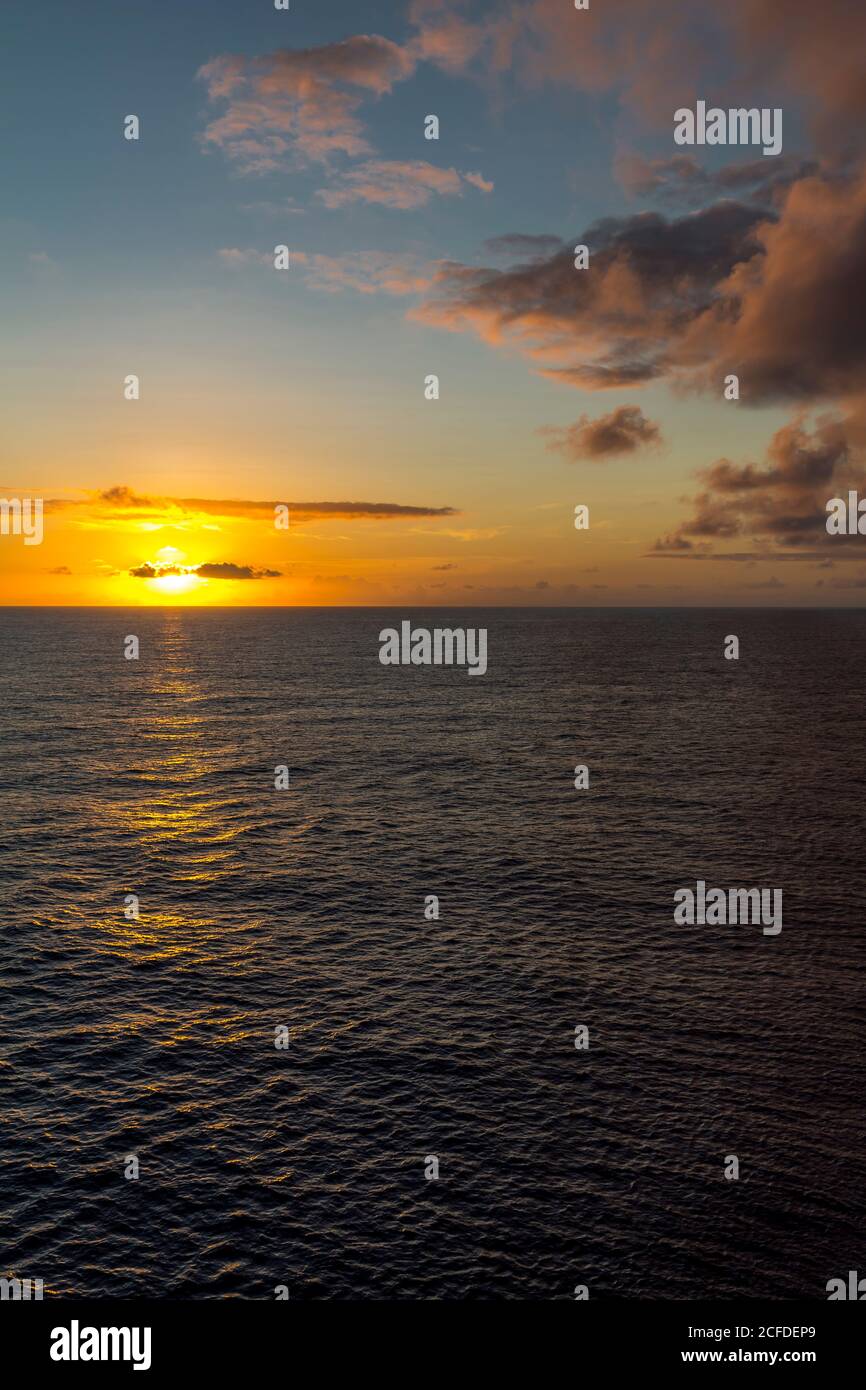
0;607;863;1299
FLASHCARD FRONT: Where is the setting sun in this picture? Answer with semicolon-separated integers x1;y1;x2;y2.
149;572;203;598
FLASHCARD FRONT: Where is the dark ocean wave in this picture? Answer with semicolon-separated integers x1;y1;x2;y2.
0;607;864;1298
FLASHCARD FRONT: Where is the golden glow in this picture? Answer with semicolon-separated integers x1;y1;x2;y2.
0;481;673;606
148;572;203;597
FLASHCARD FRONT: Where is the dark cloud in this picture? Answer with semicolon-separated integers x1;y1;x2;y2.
651;416;866;558
652;535;697;553
686;168;866;404
616;152;819;208
415;165;866;407
543;405;662;460
194;563;282;580
97;486;154;508
413;202;768;391
129;562;284;581
51;489;458;522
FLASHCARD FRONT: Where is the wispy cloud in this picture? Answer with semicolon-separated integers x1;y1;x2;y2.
219;248;432;296
316;159;491;210
48;486;459;524
197;37;416;172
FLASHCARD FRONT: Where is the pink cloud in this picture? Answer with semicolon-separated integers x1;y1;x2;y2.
197;36;416;171
317;160;489;210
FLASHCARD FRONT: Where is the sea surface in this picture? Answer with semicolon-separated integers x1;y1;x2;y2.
0;607;864;1299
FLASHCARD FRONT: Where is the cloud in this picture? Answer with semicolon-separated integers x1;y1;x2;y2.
49;487;459;523
129;561;283;581
219;248;432;295
412;525;505;540
652;535;698;554
408;0;487;71
217;247;271;268
197;31;492;209
194;563;282;580
615;152;819;208
464;170;494;193
129;563;175;579
683;167;866;405
413;162;866;407
413;201;768;391
731;0;866;149
95;485;155;508
316;160;490;210
542;405;662;460
409;0;706;123
651;415;866;557
197;37;416;171
408;1;866;150
299;251;431;295
482;233;563;261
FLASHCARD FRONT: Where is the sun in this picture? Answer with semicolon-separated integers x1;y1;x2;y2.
149;572;202;597
138;549;206;600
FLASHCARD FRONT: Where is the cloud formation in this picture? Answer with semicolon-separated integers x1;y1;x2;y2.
543;406;662;460
129;561;283;581
652;416;866;557
198;37;490;208
409;1;866;148
413;201;768;391
615;152;819;208
198;37;415;171
316;159;490;210
49;487;458;524
414;164;866;406
220;248;432;295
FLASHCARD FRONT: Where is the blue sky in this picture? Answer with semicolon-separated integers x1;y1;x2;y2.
2;0;864;606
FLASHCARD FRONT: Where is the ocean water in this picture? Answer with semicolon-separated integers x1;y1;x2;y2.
0;606;864;1300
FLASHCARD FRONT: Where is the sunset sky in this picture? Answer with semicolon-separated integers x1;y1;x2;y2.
2;0;866;606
